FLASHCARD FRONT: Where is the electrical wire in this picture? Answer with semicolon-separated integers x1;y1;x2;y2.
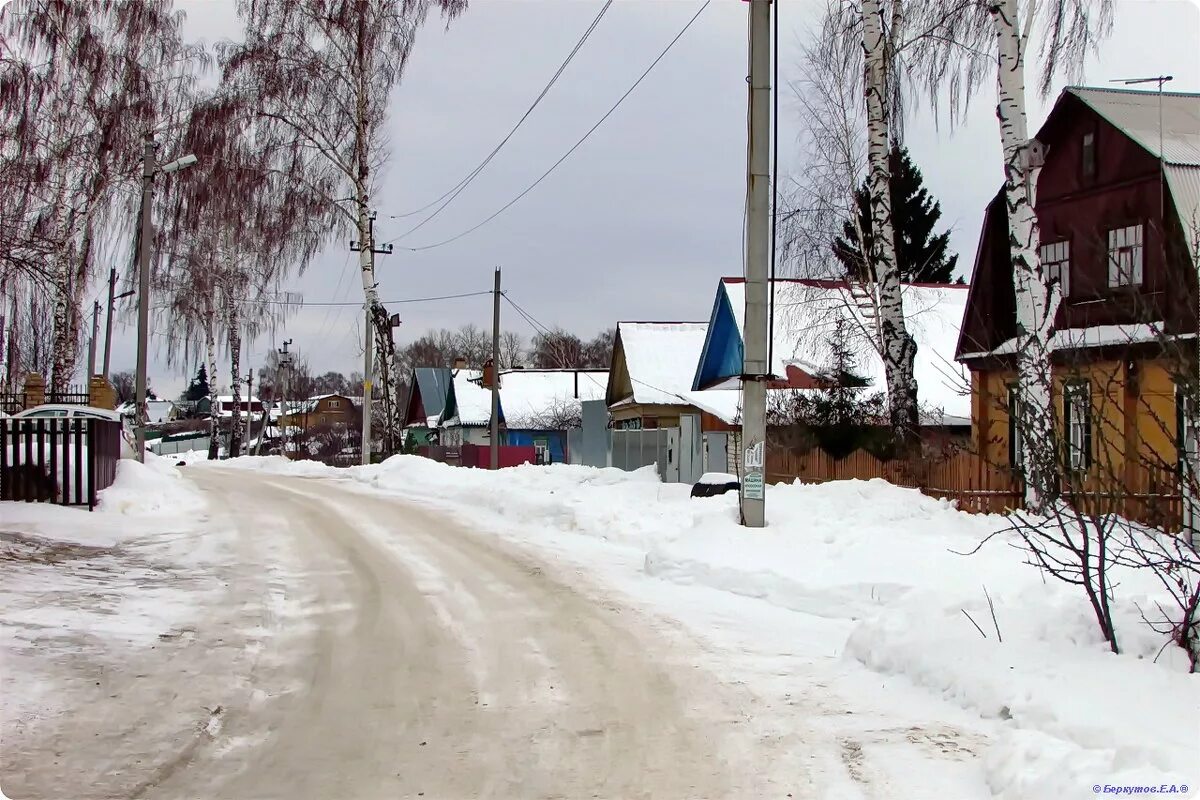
387;0;711;252
386;0;614;231
229;290;494;307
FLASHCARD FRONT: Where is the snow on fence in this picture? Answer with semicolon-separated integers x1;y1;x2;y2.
1;417;122;509
766;447;1185;529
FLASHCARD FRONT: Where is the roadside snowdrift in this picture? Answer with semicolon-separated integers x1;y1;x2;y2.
210;455;1198;796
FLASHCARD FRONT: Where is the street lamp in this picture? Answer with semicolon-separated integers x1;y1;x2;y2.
134;134;197;462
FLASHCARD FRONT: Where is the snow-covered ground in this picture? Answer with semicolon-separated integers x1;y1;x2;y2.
207;455;1199;798
4;453;1196;797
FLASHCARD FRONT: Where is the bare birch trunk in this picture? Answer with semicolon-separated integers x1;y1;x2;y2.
228;300;244;458
862;0;920;449
49;198;80;393
991;0;1060;511
205;318;220;460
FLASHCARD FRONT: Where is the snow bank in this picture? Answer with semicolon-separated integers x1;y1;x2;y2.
202;457;1199;793
0;454;208;548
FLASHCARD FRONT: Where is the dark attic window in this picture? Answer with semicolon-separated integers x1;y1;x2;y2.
1082;131;1097;182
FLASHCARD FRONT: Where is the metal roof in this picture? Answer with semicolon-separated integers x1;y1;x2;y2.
1066;86;1200;165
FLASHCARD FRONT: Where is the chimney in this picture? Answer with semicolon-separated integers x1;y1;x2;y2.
453;356;467;371
481;358;497;389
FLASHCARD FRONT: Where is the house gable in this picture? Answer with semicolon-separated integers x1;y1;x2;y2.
605;330;635;407
958;86;1200;366
692;283;745;391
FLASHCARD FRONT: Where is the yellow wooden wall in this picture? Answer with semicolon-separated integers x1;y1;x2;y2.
971;358;1182;480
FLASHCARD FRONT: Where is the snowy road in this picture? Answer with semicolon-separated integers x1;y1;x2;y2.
3;471;779;799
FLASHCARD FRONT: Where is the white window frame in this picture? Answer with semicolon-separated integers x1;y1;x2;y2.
1107;224;1144;287
1040;240;1071;298
329;399;340;408
1064;382;1091;473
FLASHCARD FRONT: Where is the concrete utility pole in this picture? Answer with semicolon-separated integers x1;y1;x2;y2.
133;136;196;463
102;267;116;378
740;0;771;527
351;211;393;466
87;300;100;378
490;267;501;470
279;339;292;457
134;136;157;463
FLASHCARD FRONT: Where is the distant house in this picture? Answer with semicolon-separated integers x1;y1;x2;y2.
402;366;464;447
605;322;713;430
496;367;607;463
145;399;178;424
957;86;1200;490
278;394;357;432
435;364;608;464
690;277;972;429
202;394;265;417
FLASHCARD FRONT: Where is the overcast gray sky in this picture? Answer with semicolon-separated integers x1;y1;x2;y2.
111;0;1200;398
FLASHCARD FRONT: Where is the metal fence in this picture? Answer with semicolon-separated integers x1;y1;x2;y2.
611;428;672;479
47;385;90;405
0;392;26;415
1;418;122;509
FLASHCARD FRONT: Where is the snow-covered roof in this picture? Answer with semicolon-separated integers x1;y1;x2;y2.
145;400;175;424
614;322;709;405
443;372;495;427
959;322;1187;359
714;279;971;422
498;369;608;428
1066;86;1200;234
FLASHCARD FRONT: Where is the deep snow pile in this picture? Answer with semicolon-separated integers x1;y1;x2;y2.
1;454;208;547
211;455;1198;796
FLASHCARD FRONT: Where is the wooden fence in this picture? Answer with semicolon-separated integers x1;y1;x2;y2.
766;447;1186;529
1;418;122;509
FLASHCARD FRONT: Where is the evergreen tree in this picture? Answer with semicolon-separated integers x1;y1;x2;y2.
832;145;961;284
182;364;210;402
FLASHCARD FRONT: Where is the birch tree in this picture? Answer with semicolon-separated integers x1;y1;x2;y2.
861;0;920;448
220;0;466;454
1;0;205;392
911;0;1112;509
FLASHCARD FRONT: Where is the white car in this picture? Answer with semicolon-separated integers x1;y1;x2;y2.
12;404;123;422
11;404;135;459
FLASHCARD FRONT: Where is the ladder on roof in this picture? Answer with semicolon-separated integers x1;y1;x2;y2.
846;279;884;351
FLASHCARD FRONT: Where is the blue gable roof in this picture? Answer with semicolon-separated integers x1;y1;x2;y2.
692;281;744;390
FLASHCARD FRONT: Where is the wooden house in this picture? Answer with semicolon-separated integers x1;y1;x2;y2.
957;86;1200;491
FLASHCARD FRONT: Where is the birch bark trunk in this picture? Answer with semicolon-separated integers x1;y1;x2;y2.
862;0;920;448
205;318;220;460
227;299;244;458
991;0;1060;511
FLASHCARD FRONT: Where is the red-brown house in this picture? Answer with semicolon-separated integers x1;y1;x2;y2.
957;86;1200;484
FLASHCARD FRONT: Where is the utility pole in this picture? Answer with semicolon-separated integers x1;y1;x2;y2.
134;135;157;463
278;339;292;458
351;211;393;466
102;267;116;378
740;0;771;527
133;137;196;462
87;300;100;378
102;267;135;380
490;267;501;470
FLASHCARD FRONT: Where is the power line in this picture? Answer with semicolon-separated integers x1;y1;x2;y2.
387;0;614;232
387;0;711;252
230;290;494;307
500;293;609;395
